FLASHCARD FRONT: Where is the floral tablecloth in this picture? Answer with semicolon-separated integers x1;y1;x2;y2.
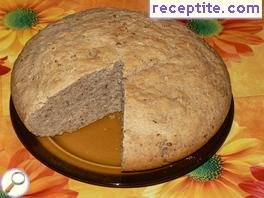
1;0;264;197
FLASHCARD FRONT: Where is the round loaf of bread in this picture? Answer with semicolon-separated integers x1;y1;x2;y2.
11;8;232;171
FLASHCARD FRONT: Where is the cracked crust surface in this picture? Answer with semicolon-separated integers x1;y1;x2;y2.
11;8;232;171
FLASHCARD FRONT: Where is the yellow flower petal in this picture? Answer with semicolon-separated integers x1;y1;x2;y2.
0;31;16;51
221;168;250;183
38;7;63;17
191;181;205;198
174;180;190;197
158;177;191;197
0;0;14;11
9;0;28;8
198;181;222;198
227;150;264;162
219;138;263;156
34;0;63;12
26;0;46;8
217;178;245;197
33;22;49;30
0;36;23;58
0;29;12;39
224;157;264;175
223;121;247;145
142;183;163;197
203;180;240;198
0;5;7;12
201;182;216;198
19;0;56;8
18;29;37;45
38;7;68;22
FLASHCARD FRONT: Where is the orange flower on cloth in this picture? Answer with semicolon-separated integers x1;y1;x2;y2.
0;56;10;75
239;166;264;198
2;148;78;198
143;122;264;198
0;0;73;61
186;20;264;62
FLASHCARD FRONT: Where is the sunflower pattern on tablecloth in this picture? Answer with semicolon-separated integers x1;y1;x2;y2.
0;0;264;198
142;121;264;198
1;149;78;198
186;20;264;62
0;0;73;62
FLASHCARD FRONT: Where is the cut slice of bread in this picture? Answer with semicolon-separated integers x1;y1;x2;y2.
11;8;232;171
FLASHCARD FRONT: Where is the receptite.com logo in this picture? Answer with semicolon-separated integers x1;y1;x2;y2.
0;169;30;197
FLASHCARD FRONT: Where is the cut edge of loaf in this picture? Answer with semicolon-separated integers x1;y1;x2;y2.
24;61;124;136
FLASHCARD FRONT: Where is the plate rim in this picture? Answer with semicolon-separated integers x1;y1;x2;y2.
10;97;234;188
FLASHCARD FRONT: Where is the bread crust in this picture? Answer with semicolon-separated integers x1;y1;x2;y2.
11;8;232;171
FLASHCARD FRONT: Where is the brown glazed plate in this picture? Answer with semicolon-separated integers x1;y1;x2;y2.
10;97;234;188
